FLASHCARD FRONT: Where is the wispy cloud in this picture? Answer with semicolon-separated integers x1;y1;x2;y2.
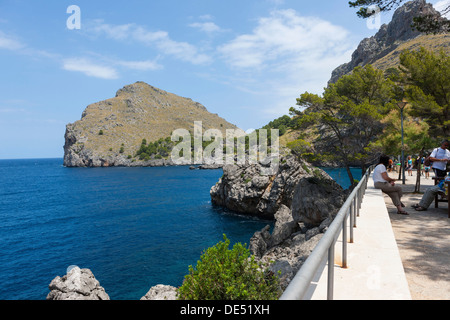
62;58;119;79
0;30;25;51
189;21;224;34
61;53;163;79
0;26;163;80
116;59;163;71
218;9;351;70
217;9;355;116
87;20;212;65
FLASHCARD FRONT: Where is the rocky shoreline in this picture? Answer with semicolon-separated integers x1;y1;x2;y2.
47;155;347;300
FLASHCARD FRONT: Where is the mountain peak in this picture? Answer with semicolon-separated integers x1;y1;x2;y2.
115;81;167;98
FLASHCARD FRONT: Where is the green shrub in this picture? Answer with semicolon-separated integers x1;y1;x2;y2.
177;235;280;300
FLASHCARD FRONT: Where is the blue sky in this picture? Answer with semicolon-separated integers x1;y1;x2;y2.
0;0;447;159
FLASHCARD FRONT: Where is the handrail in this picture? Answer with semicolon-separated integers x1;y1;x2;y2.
280;166;373;300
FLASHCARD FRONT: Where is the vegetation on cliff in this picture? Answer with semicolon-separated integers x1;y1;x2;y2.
177;235;281;300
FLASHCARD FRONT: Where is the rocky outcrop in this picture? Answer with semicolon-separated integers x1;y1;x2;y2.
46;267;110;300
210;155;345;222
47;267;178;300
329;0;442;84
249;213;335;290
140;285;178;300
211;155;347;290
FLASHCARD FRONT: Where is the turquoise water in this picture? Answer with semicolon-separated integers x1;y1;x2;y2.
322;167;363;190
0;159;360;300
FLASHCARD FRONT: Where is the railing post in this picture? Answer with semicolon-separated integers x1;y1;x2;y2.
327;245;335;300
359;187;362;211
349;204;354;243
342;214;348;268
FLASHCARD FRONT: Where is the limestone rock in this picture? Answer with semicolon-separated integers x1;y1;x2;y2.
210;155;345;221
46;267;110;300
270;205;297;247
249;225;272;258
141;285;178;300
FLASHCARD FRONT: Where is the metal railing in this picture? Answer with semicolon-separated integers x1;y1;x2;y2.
280;166;373;300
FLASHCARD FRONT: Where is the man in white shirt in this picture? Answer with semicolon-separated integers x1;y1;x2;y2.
430;140;450;178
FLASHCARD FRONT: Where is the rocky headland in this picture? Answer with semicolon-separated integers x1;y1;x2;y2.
63;81;238;168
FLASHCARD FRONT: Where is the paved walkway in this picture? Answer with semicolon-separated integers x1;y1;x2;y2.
308;170;449;300
384;171;450;300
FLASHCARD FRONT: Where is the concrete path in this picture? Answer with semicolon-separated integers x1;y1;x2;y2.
384;171;450;300
308;170;449;300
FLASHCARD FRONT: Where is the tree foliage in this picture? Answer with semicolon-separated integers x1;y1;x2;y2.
177;235;280;300
374;109;434;156
399;48;450;138
290;65;395;185
348;0;450;33
262;115;297;136
136;137;174;160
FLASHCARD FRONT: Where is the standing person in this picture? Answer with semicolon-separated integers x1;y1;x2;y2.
429;140;450;178
407;156;413;176
424;152;431;179
373;155;408;215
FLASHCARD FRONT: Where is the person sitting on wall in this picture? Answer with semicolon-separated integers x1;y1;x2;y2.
373;155;408;215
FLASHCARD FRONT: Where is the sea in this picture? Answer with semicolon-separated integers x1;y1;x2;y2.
0;158;361;300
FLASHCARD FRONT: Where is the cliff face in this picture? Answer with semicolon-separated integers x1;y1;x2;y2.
63;81;238;167
329;0;445;84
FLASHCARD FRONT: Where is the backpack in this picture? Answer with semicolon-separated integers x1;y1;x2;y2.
424;148;438;167
424;155;432;167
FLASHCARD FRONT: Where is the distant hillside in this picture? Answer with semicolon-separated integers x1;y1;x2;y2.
329;0;449;83
63;81;238;167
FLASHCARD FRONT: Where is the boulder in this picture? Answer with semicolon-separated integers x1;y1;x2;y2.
141;285;178;300
46;267;110;300
210;155;345;222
